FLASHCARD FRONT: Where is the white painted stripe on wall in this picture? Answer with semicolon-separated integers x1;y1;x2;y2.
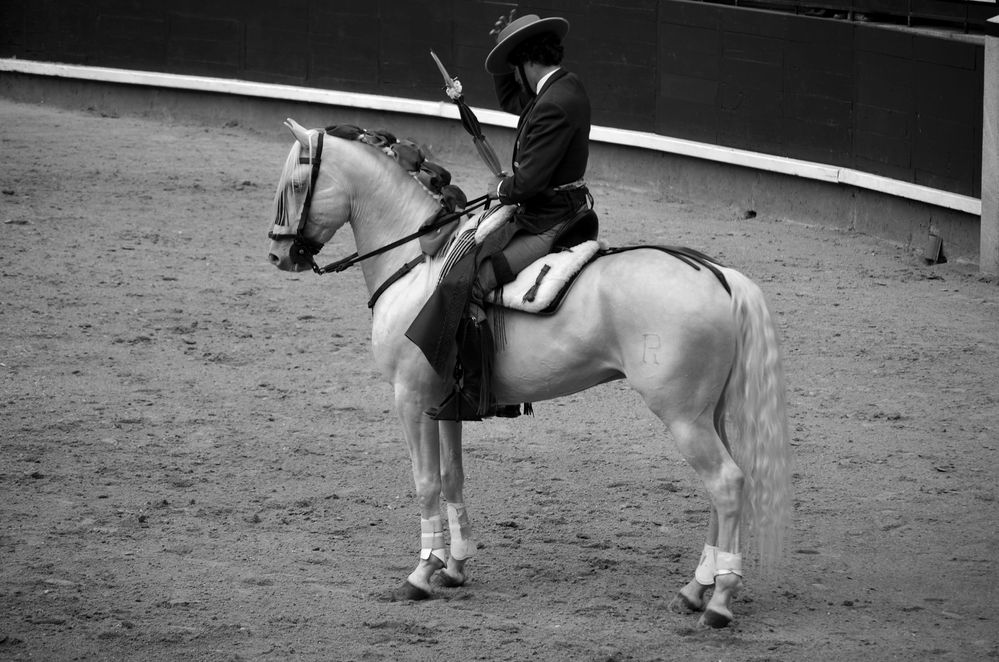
1;58;981;216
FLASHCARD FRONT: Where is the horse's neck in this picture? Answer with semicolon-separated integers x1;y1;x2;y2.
344;144;441;297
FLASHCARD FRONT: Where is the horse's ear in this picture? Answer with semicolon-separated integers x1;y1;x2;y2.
284;118;311;148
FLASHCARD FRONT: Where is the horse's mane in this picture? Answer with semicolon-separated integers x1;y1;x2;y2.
322;125;468;212
272;124;469;237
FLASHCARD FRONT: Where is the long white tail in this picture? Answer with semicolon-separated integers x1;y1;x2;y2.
721;268;792;575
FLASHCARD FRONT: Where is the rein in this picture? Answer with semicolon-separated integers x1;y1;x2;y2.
268;128;493;307
312;193;491;275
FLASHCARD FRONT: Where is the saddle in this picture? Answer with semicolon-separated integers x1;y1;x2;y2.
484;239;603;313
431;205;602;313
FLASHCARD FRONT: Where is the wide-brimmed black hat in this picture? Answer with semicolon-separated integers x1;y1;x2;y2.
485;14;570;74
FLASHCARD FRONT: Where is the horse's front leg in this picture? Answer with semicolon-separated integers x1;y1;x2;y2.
390;389;446;600
438;419;475;587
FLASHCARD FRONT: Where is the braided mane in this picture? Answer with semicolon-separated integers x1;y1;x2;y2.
324;124;468;214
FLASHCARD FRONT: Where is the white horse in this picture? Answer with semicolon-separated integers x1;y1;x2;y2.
266;119;791;628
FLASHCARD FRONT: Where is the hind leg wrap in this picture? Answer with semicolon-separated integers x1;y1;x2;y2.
714;550;742;578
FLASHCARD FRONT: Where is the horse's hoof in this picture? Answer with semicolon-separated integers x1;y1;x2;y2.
436;570;466;588
379;581;433;602
699;607;732;629
669;592;704;614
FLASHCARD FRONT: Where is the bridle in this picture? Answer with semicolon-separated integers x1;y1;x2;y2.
268;129;493;305
267;131;329;271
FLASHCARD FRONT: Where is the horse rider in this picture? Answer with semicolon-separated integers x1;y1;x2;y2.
407;12;595;421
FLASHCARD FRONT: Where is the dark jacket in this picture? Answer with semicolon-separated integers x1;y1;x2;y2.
494;69;591;233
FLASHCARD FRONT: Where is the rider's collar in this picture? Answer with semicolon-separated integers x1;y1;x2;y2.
536;67;561;95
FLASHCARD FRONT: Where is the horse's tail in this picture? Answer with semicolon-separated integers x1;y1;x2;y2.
721;267;792;575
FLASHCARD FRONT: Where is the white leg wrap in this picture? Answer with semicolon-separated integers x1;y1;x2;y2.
447;503;476;560
695;544;718;585
714;550;743;578
419;516;446;564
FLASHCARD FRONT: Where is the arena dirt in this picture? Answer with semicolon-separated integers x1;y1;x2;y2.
1;99;996;661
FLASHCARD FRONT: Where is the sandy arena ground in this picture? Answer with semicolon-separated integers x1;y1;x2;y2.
1;98;997;661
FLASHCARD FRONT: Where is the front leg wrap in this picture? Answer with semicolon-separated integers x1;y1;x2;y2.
447;502;476;560
420;515;447;564
695;544;719;585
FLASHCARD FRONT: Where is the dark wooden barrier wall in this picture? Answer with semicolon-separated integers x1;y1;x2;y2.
0;0;990;198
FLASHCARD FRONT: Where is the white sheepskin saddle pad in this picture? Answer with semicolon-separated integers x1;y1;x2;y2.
434;205;602;313
484;240;603;313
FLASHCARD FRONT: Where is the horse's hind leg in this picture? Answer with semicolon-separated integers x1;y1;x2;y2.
664;414;745;628
670;399;730;616
670;507;718;614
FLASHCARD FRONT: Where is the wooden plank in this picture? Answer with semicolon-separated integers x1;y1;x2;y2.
659;72;719;104
41;2;97;62
308;14;381;88
853;130;912;169
587;0;658;28
659;0;723;29
913;33;979;69
785;13;854;46
718;82;783;115
165;15;242;75
855;103;911;139
721;5;789;37
380;17;453;92
95;13;168;69
723;31;784;66
784;39;854;76
785;65;854;101
587;60;656;90
915;62;979;125
654;97;720;142
854;23;912;58
720;58;784;94
716;120;786;156
787;93;852;127
784;118;853;164
660;22;721;56
909;0;971;25
241;4;310;81
855;52;914;110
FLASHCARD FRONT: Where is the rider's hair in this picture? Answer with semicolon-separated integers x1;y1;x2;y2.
507;32;564;68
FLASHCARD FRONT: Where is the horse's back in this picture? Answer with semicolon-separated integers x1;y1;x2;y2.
491;248;737;403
